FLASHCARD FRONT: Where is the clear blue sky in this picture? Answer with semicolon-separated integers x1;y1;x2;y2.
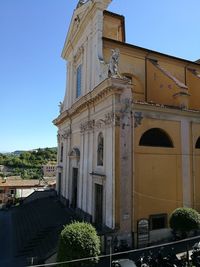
1;0;200;152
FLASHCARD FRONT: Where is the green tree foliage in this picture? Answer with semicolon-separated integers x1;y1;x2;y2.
169;207;200;238
57;221;100;267
0;147;57;179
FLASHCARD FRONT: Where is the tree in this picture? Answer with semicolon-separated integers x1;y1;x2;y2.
0;147;57;179
169;207;200;238
57;221;100;267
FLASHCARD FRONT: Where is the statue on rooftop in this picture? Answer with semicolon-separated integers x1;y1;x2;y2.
76;0;88;8
58;101;64;114
108;48;121;78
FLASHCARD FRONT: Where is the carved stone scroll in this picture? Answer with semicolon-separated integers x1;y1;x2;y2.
80;120;95;133
62;129;71;139
134;112;143;128
95;112;121;129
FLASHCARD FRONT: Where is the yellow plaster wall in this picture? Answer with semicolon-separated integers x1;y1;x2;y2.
103;45;145;101
160;61;185;83
134;118;182;231
147;60;183;107
192;123;200;211
103;39;200;110
187;69;200;110
103;14;124;42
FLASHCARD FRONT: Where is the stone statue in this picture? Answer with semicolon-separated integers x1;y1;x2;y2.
76;0;88;8
108;48;121;78
58;101;64;114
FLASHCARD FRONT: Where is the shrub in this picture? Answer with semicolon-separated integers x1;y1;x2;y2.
169;207;200;238
57;221;100;267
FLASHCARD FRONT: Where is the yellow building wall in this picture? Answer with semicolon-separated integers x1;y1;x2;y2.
187;69;200;110
103;13;124;42
192;123;200;212
160;61;185;84
147;60;185;107
134;118;182;231
103;44;146;101
103;39;200;110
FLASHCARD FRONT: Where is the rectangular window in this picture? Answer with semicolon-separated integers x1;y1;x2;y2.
150;214;167;230
10;189;15;195
76;64;82;98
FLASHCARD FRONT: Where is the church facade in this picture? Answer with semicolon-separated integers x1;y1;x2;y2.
53;0;200;248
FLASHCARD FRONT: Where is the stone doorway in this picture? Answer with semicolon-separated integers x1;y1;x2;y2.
71;168;78;209
94;184;103;229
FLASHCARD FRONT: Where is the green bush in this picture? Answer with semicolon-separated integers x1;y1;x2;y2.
169;207;200;238
57;221;100;267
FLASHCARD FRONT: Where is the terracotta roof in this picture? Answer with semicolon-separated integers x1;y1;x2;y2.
0;177;56;188
150;60;188;89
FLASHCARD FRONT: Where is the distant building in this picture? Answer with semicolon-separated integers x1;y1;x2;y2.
54;0;200;248
0;176;56;204
42;162;57;177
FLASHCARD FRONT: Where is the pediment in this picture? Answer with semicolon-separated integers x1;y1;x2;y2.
61;0;112;59
62;1;91;59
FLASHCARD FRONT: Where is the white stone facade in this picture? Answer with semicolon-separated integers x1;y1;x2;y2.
55;0;117;230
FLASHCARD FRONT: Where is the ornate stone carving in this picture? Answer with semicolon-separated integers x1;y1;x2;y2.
95;112;121;129
58;101;64;114
121;98;132;113
104;112;114;125
134;112;143;128
57;133;61;143
108;48;121;78
80;120;95;132
95;119;104;129
73;45;84;63
76;0;89;8
62;129;71;139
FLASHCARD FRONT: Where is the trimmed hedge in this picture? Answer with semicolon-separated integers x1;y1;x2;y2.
57;221;100;267
169;207;200;237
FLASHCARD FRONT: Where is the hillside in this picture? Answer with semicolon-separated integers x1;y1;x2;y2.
0;147;57;179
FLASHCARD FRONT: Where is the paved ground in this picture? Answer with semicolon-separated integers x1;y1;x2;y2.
0;209;26;267
0;197;74;267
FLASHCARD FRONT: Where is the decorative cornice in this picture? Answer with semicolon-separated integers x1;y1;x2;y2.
132;100;200;119
53;78;130;126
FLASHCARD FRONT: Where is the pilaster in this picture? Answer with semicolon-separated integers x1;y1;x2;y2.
181;119;192;207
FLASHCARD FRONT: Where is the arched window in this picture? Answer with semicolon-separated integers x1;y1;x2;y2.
60;143;63;162
97;133;104;166
139;128;173;148
195;137;200;149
